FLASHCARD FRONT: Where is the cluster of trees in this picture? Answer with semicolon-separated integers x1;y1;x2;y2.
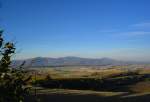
0;30;30;102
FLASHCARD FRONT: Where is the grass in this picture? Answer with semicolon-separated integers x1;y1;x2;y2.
129;81;150;93
26;88;150;102
36;88;126;96
25;65;150;101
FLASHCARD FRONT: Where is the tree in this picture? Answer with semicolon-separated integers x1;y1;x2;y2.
0;30;31;102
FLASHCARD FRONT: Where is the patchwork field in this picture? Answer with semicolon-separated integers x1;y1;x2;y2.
26;65;150;102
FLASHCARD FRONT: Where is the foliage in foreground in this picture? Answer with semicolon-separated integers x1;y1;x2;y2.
0;30;31;102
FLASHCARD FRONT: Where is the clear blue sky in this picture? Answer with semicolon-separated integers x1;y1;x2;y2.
1;0;150;61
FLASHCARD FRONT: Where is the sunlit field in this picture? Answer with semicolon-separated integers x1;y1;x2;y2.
24;65;150;102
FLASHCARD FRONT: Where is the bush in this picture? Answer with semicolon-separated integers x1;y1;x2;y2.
0;30;31;102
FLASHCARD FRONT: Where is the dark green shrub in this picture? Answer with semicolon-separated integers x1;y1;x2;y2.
0;30;31;102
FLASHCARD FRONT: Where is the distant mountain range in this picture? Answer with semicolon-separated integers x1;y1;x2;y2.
12;56;149;67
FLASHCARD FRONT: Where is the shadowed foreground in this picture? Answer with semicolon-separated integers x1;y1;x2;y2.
25;89;150;102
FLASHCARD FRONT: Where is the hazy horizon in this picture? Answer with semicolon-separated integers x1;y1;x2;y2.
13;55;150;63
1;0;150;62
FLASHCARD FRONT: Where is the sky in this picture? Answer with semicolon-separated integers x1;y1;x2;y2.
0;0;150;61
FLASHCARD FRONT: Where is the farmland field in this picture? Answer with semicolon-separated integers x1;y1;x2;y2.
25;65;150;102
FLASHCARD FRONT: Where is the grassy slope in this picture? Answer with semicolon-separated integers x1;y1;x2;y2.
25;89;150;102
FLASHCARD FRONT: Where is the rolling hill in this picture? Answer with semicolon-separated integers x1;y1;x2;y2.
12;56;143;67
